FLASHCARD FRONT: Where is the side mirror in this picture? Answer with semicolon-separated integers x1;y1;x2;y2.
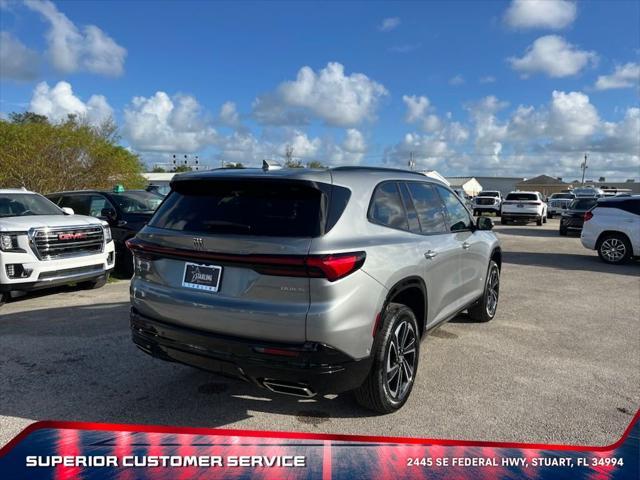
477;216;494;231
100;207;117;222
61;207;74;215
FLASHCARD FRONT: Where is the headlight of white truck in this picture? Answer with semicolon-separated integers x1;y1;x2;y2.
0;233;21;252
103;226;112;243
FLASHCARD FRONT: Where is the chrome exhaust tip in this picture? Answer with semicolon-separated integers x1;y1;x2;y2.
262;379;316;398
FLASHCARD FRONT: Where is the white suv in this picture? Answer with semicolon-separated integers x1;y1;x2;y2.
501;191;547;226
0;189;116;305
581;196;639;264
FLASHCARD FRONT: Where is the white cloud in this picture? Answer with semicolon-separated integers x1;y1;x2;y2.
218;101;240;127
449;74;465;86
28;81;113;125
24;0;126;76
123;92;217;152
403;95;430;123
548;90;599;145
379;17;401;32
255;62;387;127
0;31;40;80
504;0;577;30
508;35;597;78
479;75;496;84
594;62;640;90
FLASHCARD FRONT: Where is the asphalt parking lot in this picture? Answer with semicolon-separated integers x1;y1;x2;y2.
1;218;638;448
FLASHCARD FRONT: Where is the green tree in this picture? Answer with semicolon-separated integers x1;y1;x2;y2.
307;160;326;169
0;112;145;193
172;165;193;172
152;166;167;173
224;162;244;169
284;158;304;168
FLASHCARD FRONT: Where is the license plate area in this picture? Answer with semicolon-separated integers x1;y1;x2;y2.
182;262;222;293
517;203;524;208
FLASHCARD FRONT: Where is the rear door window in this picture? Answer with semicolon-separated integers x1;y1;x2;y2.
369;182;409;231
435;186;474;232
406;182;448;234
149;179;325;237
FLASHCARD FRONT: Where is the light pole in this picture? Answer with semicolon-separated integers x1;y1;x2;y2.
580;153;588;185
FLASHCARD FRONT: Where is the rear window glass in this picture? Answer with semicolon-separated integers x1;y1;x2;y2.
551;193;574;199
506;193;537;201
478;191;500;197
149;180;324;237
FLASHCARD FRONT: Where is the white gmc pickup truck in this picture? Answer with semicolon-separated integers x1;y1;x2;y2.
0;189;115;306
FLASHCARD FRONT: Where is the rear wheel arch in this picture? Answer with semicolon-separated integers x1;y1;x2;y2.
383;277;428;337
596;231;633;255
490;247;502;271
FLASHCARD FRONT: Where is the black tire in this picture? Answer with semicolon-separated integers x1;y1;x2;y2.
501;217;507;225
542;215;547;224
598;233;632;264
468;260;500;322
0;291;6;307
536;216;543;226
355;303;420;414
473;209;478;217
548;212;553;219
559;226;568;236
79;273;109;290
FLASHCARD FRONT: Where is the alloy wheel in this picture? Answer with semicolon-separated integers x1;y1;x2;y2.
385;319;417;401
486;266;500;317
600;238;626;263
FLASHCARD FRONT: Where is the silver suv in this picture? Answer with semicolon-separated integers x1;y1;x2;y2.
127;167;501;413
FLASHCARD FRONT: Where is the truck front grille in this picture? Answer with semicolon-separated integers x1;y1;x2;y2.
31;226;104;260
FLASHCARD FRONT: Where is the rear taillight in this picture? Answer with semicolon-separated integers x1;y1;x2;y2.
306;252;366;281
127;238;366;282
584;211;593;222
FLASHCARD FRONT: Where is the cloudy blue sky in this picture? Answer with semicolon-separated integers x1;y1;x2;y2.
1;0;638;180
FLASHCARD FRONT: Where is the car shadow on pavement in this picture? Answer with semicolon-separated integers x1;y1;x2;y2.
503;251;639;276
495;226;561;238
0;303;377;438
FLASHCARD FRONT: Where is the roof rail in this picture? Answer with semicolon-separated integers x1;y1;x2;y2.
330;166;426;177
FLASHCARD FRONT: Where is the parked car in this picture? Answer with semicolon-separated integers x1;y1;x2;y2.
501;191;547;225
559;198;598;235
126;166;502;413
0;188;115;306
547;192;576;219
572;187;604;198
146;184;171;197
581;196;639;264
472;190;502;216
47;188;160;276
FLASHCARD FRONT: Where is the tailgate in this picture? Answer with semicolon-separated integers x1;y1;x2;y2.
130;177;330;342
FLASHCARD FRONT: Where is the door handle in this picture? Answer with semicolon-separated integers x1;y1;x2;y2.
462;242;471;250
424;250;438;259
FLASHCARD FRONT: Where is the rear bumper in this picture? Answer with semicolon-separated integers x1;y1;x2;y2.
560;217;585;230
130;308;372;396
502;211;541;221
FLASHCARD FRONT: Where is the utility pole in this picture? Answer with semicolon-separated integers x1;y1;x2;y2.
580;153;588;185
408;151;415;170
